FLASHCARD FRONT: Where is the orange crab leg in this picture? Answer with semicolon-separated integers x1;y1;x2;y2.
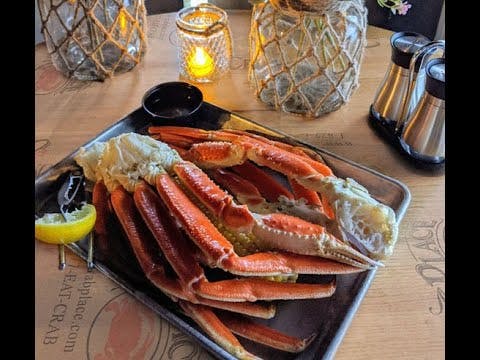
111;185;276;318
93;181;153;285
152;126;337;220
173;161;255;232
107;186;312;358
92;181;111;235
110;185;186;300
231;161;294;202
133;181;205;289
195;277;335;302
218;311;316;353
222;129;334;177
179;301;260;360
209;168;334;230
287;177;335;221
288;177;322;206
155;169;364;275
135;181;344;302
149;126;239;143
208;168;336;244
209;168;267;209
319;194;335;220
149;131;204;149
151;127;341;224
173;161;376;269
156;173;249;266
150;126;334;177
189;138;322;180
197;298;275;320
182;302;316;356
150;126;319;178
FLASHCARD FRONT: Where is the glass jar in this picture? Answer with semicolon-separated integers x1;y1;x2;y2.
37;0;147;81
176;3;233;83
249;0;368;117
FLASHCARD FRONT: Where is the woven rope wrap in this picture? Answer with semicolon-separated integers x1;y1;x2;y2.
248;0;367;117
270;0;338;14
38;0;147;81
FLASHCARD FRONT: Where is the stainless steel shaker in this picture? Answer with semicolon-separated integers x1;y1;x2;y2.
370;32;430;127
400;58;445;164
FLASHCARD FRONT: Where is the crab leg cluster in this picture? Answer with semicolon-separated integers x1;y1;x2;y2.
92;179;319;358
74;130;397;359
150;126;399;261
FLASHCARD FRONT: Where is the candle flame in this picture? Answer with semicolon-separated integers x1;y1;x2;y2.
188;47;214;78
119;9;128;37
194;47;209;66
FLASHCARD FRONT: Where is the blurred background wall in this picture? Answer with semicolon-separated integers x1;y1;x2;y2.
35;0;445;45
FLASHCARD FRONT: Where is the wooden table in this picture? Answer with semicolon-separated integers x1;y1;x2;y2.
35;11;444;360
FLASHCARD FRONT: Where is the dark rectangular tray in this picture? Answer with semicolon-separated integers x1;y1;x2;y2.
35;102;410;360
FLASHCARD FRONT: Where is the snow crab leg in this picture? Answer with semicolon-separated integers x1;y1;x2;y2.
180;302;315;358
150;126;399;261
218;311;316;353
134;180;339;302
170;160;378;269
99;182;273;318
178;301;260;360
76;133;372;271
105;183;318;358
74;133;378;359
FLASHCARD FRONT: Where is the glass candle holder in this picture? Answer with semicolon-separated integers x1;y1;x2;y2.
176;4;233;83
249;0;367;117
38;0;147;81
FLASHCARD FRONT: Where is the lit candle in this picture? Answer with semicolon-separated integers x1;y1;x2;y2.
176;4;232;83
188;47;215;78
118;9;128;37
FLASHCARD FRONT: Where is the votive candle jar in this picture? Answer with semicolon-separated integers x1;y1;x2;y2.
176;4;233;83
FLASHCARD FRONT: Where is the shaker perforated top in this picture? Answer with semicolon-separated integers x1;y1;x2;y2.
391;32;431;69
425;58;445;100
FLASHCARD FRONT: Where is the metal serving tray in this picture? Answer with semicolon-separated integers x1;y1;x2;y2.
35;102;411;360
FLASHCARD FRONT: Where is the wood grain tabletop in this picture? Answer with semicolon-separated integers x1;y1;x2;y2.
35;10;444;360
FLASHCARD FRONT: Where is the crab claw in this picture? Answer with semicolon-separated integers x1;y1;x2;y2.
252;213;382;269
299;176;398;260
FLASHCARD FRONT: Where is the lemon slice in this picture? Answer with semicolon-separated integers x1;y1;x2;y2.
35;204;97;245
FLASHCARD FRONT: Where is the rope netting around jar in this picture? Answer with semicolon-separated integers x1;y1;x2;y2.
38;0;147;80
269;0;338;14
248;0;367;117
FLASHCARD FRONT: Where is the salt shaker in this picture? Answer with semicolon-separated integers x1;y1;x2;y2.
400;58;445;164
370;32;430;127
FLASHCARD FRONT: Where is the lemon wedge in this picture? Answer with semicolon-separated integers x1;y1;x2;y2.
35;204;96;245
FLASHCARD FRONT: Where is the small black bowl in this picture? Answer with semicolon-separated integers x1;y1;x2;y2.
142;82;203;122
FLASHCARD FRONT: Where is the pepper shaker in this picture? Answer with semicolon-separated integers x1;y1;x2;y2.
400;58;445;164
370;32;430;127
